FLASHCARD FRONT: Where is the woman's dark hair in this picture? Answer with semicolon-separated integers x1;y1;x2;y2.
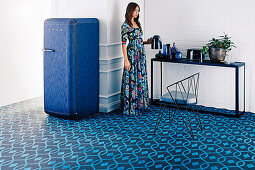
125;2;141;29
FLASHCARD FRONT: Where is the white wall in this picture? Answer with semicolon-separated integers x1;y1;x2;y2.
52;0;144;47
0;0;51;107
144;0;255;112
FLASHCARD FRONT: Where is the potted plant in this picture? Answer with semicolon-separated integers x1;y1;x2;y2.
206;33;236;62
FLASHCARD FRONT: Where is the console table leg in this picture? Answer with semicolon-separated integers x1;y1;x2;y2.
151;60;154;105
235;67;239;117
244;64;246;113
161;61;162;97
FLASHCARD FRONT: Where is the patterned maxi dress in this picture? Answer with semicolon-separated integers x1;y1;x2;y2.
120;21;149;115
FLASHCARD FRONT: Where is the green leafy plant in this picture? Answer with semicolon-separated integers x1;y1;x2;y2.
201;46;207;55
206;32;236;52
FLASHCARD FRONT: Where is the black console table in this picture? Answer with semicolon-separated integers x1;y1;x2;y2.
150;58;245;117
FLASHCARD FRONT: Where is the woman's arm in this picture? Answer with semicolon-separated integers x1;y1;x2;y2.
143;40;149;44
122;43;131;71
143;38;152;45
122;44;129;63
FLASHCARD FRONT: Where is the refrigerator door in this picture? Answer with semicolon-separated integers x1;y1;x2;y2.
43;19;76;116
75;18;99;116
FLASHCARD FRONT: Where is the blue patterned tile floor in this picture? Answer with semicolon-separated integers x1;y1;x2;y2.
0;97;254;169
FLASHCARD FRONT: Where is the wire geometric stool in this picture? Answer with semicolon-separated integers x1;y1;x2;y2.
153;72;203;138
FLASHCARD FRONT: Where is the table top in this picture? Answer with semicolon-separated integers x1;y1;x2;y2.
151;58;245;68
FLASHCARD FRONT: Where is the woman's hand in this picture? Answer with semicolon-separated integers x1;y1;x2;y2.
143;37;152;44
125;60;131;71
146;37;152;44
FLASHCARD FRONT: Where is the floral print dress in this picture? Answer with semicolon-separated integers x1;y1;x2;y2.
120;21;149;115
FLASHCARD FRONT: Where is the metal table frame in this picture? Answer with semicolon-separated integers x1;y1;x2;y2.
151;58;245;117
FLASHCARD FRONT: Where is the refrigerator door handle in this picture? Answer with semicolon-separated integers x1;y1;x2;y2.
42;49;55;52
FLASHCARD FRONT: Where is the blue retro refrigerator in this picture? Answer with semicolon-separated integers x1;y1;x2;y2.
43;18;99;119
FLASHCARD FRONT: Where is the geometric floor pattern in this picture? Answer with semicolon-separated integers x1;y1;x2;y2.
0;97;254;170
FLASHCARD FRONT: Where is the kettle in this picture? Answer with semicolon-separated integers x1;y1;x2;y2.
151;35;162;49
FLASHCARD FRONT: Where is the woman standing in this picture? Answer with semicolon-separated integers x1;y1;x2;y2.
120;2;152;115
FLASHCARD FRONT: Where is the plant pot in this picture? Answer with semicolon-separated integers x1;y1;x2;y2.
208;47;226;62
